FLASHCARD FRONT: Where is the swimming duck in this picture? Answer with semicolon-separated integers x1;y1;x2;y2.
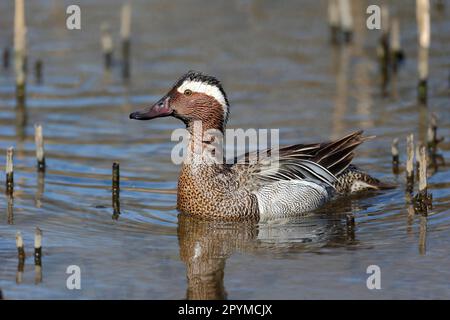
130;71;392;221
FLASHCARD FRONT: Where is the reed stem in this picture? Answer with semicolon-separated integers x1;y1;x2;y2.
14;0;27;109
338;0;353;43
34;124;46;171
16;231;25;284
416;0;430;105
101;22;113;69
16;231;25;260
379;6;391;93
6;147;14;195
406;134;414;193
391;138;399;174
120;2;131;80
34;227;42;262
328;0;340;44
414;144;432;213
390;18;404;72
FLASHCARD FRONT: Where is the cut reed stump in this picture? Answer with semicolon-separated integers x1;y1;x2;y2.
120;2;131;80
16;231;25;284
416;0;430;105
328;0;340;44
418;215;427;255
6;147;14;195
414;145;432;214
406;134;414;193
34;227;42;284
34;227;42;262
390;18;405;73
112;162;121;219
338;0;353;43
14;0;27;111
101;22;113;69
345;214;355;241
391;138;399;174
34;124;46;171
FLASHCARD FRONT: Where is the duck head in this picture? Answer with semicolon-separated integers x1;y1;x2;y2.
130;71;230;132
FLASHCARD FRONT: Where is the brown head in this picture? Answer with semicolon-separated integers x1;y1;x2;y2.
129;71;230;132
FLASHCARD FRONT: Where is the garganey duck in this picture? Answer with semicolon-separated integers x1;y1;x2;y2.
130;71;392;221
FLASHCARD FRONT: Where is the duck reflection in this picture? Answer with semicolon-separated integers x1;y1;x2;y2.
177;196;365;300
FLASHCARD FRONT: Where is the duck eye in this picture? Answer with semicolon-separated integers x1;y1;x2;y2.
184;89;192;96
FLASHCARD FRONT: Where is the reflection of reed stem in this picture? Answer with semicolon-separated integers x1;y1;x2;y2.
112;162;121;219
35;170;45;208
418;215;427;255
345;214;355;241
34;59;43;84
3;47;9;69
7;194;14;225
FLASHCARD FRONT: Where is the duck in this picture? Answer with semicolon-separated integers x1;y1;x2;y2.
130;71;393;222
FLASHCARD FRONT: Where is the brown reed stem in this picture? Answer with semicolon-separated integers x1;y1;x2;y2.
16;231;25;284
338;0;353;44
328;0;340;44
406;134;414;193
345;214;355;241
391;138;399;174
390;18;405;73
16;231;25;260
34;227;42;262
101;22;113;69
120;3;131;80
416;0;430;105
6;147;14;195
414;144;432;214
34;124;46;171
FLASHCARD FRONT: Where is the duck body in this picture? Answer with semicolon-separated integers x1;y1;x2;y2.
130;71;392;222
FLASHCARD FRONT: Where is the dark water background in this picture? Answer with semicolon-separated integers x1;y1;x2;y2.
0;0;449;299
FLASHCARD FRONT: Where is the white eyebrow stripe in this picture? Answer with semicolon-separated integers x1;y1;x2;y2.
177;80;227;108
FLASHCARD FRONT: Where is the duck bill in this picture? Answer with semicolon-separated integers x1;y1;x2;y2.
129;96;173;120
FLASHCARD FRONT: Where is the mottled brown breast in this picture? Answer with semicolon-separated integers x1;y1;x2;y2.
177;163;259;221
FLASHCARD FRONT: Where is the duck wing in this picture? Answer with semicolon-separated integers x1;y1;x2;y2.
232;130;372;188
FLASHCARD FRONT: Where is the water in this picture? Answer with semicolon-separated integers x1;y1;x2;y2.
0;0;449;299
